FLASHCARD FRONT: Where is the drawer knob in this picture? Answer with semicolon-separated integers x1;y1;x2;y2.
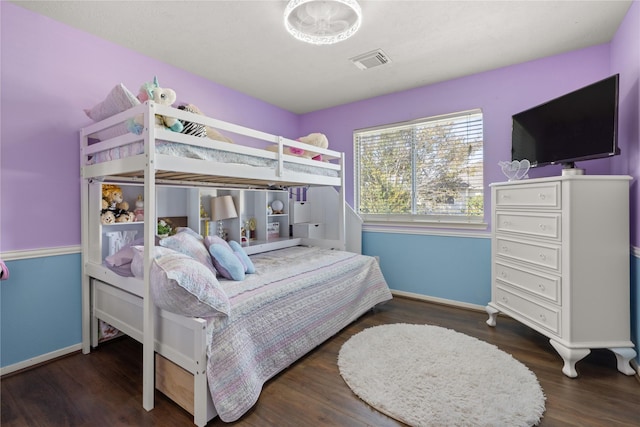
502;246;509;252
503;221;511;226
501;296;509;303
539;314;547;322
500;271;507;278
538;193;546;200
539;254;547;261
539;224;546;231
538;284;546;291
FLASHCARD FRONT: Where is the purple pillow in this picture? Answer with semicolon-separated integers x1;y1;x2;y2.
105;235;161;267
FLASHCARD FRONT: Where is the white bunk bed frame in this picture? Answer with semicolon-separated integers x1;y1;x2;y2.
79;102;346;426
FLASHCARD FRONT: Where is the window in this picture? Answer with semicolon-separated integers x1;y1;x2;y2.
354;109;484;226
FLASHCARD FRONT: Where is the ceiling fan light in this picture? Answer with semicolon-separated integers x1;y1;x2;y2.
284;0;362;45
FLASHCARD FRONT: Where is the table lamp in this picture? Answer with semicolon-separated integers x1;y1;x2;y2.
211;195;238;238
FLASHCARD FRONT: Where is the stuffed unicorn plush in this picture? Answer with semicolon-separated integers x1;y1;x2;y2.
127;76;183;134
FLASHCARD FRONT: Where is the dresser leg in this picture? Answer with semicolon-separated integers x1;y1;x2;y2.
609;347;637;375
485;305;499;327
549;339;590;378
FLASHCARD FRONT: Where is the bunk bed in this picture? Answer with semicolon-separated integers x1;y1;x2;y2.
80;100;392;426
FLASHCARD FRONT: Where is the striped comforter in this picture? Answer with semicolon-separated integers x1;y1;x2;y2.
205;246;392;422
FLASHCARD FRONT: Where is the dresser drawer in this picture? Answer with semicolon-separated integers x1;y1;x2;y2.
495;286;560;335
495;261;561;304
495;211;561;240
495;237;560;271
494;182;560;209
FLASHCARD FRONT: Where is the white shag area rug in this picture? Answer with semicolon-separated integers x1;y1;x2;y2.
338;323;545;427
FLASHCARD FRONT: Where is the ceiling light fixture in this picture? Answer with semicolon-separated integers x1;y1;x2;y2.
284;0;362;45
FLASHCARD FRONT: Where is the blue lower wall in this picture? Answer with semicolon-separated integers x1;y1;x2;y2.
363;231;640;365
0;254;81;368
1;243;638;369
363;231;492;306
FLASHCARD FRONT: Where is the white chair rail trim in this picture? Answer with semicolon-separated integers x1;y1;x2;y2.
1;245;81;261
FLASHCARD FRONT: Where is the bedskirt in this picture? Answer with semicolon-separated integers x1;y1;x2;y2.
205;246;392;421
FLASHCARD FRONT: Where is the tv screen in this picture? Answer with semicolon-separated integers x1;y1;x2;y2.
511;74;619;168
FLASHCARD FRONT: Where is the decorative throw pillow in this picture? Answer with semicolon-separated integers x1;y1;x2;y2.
85;83;140;121
174;227;203;240
103;262;134;277
105;240;140;267
129;246;229;318
160;231;217;275
204;236;254;281
105;235;161;267
228;240;255;274
130;245;172;278
150;249;230;318
84;83;140;140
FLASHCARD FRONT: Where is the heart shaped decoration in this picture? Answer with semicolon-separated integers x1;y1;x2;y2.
500;161;518;180
515;159;530;179
499;160;530;181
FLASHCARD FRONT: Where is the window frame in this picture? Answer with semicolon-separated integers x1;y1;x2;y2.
353;109;486;230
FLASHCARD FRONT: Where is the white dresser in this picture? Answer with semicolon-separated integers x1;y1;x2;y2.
486;175;636;377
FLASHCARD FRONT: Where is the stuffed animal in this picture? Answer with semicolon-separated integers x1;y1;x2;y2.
102;184;126;210
267;132;328;160
128;76;184;135
100;210;116;225
178;103;234;143
133;195;145;221
101;184;134;224
115;211;136;223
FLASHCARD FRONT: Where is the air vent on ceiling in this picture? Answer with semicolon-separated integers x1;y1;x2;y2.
350;49;391;70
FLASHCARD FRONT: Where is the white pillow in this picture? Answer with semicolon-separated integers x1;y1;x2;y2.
130;246;230;318
85;83;140;121
85;83;140;140
160;231;217;275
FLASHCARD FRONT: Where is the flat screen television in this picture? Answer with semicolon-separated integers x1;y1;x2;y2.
511;74;619;170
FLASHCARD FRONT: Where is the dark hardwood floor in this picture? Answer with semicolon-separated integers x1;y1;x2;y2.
2;296;639;426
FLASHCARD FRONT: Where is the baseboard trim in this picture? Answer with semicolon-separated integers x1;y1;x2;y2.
0;343;81;376
632;359;640;384
391;289;486;312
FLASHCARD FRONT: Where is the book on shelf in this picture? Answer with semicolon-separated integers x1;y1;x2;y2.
267;222;280;240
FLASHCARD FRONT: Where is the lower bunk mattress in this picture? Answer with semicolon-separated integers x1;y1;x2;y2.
206;246;392;421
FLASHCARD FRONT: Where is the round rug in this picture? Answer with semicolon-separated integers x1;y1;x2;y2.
338;323;545;427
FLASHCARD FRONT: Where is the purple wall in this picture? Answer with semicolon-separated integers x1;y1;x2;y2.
301;45;619;226
611;0;640;245
0;3;299;252
1;2;638;250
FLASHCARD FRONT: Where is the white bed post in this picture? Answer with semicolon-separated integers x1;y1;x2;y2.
143;102;157;412
79;129;91;355
276;136;284;178
339;152;346;250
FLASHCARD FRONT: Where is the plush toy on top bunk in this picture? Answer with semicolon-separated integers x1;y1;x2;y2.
177;103;235;143
267;132;328;161
100;184;135;224
127;76;184;135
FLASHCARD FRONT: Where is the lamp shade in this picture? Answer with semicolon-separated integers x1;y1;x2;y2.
284;0;362;45
211;195;238;221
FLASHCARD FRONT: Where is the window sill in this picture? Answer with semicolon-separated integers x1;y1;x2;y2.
362;219;489;237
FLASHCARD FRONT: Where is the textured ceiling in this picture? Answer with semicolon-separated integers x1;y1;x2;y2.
11;0;633;114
